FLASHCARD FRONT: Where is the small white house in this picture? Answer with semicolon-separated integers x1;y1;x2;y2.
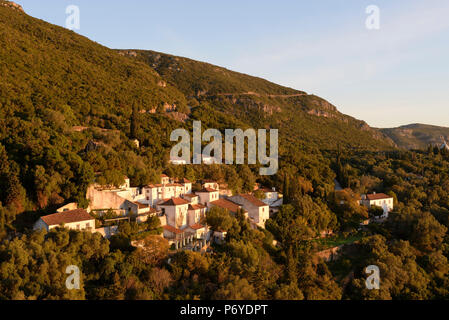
120;176;131;189
157;198;190;230
360;193;394;218
196;188;220;205
202;180;219;191
230;194;269;228
161;174;171;185
259;187;281;206
34;209;96;232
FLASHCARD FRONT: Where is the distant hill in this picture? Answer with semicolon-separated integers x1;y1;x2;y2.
381;124;449;150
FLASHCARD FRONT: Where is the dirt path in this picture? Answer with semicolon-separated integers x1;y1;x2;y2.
200;92;307;98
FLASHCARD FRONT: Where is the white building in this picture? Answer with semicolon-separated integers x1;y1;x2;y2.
182;193;199;204
161;174;171;185
177;178;192;194
120;176;131;189
209;198;247;216
196;188;220;205
360;193;394;218
202;180;219;191
158;198;190;234
230;194;270;228
259;187;281;206
143;183;186;207
158;198;208;240
170;157;187;165
34;209;95;232
202;156;220;165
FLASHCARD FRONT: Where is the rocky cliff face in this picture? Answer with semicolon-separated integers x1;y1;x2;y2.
1;1;23;12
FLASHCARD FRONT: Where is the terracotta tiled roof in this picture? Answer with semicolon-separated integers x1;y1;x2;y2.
40;209;93;226
210;199;242;213
178;178;191;184
197;187;218;193
189;224;205;230
168;183;184;187
183;194;198;199
146;184;160;188
238;194;267;207
160;198;189;206
366;193;392;201
136;202;154;210
163;225;183;234
189;204;207;211
146;183;184;188
161;174;169;178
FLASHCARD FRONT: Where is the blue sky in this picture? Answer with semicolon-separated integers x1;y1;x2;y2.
17;0;449;128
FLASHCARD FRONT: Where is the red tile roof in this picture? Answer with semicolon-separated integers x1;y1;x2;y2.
197;187;218;193
238;194;267;207
189;204;207;211
366;193;392;201
41;209;93;226
210;199;242;213
135;202;150;209
146;183;184;188
183;193;198;199
160;198;189;206
163;225;183;234
189;224;205;230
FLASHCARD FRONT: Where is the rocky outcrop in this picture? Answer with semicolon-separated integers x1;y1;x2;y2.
1;1;24;12
118;50;137;57
316;245;343;262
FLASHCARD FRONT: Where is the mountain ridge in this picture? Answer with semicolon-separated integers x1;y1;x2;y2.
380;123;449;150
118;49;396;150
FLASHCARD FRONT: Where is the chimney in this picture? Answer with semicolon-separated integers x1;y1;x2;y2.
272;187;276;192
373;191;376;195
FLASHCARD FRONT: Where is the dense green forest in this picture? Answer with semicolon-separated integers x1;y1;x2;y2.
1;2;449;300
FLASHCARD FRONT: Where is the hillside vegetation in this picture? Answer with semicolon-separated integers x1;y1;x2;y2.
0;1;397;221
124;49;396;151
4;2;449;301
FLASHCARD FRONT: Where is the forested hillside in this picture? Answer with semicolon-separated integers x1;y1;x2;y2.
125;49;396;151
0;1;395;224
1;1;449;301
